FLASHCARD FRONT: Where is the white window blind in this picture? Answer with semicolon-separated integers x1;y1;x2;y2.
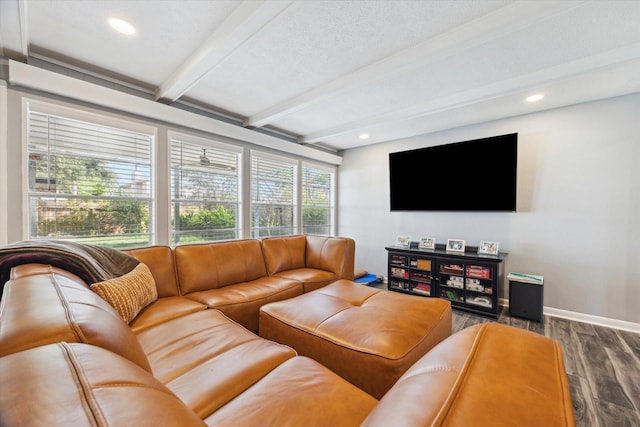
170;134;241;243
302;163;335;236
251;152;297;237
27;109;153;248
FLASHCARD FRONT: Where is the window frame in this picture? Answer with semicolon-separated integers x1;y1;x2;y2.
301;161;337;236
168;131;243;244
18;98;340;246
23;99;157;247
250;149;299;238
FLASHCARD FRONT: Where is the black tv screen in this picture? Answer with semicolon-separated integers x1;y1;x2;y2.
389;133;517;211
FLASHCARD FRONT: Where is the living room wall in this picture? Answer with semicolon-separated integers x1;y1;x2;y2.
338;92;640;326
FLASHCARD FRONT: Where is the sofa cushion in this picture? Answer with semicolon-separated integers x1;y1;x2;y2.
174;239;268;294
204;356;377;426
91;262;158;323
0;264;152;372
305;234;355;280
269;267;338;293
184;276;302;332
129;296;207;333
124;245;180;297
261;235;307;275
134;309;297;418
261;235;356;291
0;343;205;427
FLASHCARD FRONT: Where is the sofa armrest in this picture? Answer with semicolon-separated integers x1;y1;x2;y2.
0;264;152;372
362;323;575;427
0;343;205;427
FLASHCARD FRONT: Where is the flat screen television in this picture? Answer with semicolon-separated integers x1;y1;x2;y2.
389;133;517;211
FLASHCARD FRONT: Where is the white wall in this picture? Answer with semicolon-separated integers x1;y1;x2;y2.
0;81;7;246
339;93;640;324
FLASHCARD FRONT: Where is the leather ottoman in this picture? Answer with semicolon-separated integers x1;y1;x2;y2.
259;280;452;399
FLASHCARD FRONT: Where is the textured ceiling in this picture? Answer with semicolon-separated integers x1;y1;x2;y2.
1;0;639;152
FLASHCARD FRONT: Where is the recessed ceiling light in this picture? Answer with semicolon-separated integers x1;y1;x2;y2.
359;133;370;140
526;94;544;103
108;17;136;35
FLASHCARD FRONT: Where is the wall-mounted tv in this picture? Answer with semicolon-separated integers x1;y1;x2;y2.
389;133;517;212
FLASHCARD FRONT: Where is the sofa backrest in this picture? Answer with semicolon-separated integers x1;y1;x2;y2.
261;235;307;275
174;239;268;294
124;245;180;297
261;235;356;280
0;264;152;373
306;235;355;280
0;342;206;427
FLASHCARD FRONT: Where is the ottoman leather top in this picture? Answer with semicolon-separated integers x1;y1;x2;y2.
260;280;452;398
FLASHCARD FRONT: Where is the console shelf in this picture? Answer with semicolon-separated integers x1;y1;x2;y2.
385;244;505;318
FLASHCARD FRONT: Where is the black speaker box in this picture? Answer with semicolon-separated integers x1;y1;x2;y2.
509;280;544;322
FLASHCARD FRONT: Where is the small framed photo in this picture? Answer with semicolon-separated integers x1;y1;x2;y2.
446;239;465;253
419;237;436;250
478;241;499;256
396;235;411;247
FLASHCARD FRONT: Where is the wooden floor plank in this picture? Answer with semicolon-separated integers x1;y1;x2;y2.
618;329;640;354
594;399;639;427
574;331;635;408
604;346;640;412
593;323;624;348
548;317;585;377
569;374;600;427
572;320;598;336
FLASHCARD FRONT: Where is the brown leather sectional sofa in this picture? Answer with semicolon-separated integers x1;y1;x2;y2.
126;234;355;333
0;234;575;426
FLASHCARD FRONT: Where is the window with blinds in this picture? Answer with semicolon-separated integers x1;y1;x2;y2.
170;134;241;244
251;152;297;238
27;108;154;248
302;163;335;235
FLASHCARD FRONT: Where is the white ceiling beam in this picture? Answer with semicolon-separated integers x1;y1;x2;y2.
245;0;587;129
0;0;29;60
301;42;640;144
155;0;294;103
8;60;342;165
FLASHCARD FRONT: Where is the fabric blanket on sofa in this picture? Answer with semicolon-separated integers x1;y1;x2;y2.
0;240;139;297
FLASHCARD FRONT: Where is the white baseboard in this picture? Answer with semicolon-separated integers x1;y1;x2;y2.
543;306;640;333
500;298;640;333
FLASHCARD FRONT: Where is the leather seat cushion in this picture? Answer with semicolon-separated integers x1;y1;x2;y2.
129;296;207;333
272;267;338;292
204;356;377;427
184;276;302;332
135;309;297;418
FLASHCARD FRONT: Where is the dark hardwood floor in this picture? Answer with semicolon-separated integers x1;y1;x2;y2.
369;282;640;426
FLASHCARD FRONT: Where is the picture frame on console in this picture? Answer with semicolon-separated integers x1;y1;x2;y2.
396;235;411;247
419;237;436;250
446;239;465;253
478;240;499;256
